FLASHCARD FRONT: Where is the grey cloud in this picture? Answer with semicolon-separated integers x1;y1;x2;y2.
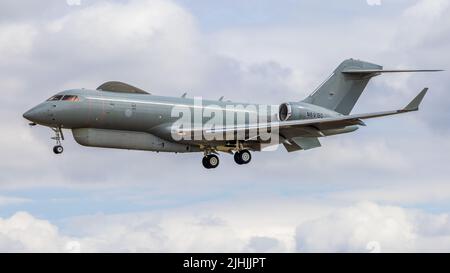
245;236;283;252
0;0;69;22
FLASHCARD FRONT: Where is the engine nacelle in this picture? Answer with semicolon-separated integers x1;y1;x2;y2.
278;102;360;137
279;102;328;121
278;102;303;121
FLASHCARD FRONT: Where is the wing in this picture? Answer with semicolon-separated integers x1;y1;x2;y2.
178;88;428;144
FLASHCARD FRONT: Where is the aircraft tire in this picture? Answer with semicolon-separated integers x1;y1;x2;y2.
234;150;251;165
202;156;211;169
53;145;64;154
203;155;219;169
234;152;243;165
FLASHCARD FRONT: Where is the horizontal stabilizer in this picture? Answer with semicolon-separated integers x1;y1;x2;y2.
342;69;443;74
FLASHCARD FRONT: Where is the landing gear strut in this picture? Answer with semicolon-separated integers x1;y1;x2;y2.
234;149;251;165
51;127;64;154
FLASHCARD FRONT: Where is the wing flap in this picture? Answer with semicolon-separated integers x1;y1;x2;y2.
292;137;321;150
283;141;302;152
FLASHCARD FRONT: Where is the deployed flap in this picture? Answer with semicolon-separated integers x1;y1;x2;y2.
291;137;321;150
283;137;321;152
283;141;302;152
97;81;150;94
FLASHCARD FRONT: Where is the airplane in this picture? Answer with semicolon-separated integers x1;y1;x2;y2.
23;59;441;169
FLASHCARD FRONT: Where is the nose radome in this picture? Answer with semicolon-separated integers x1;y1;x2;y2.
23;106;45;123
23;109;35;121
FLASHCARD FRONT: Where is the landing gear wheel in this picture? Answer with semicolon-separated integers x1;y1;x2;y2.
234;150;251;165
51;127;64;155
202;154;219;169
53;145;64;154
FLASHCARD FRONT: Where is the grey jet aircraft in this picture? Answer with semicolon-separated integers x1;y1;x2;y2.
23;59;440;168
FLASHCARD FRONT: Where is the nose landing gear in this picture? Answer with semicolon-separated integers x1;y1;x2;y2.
51;127;64;154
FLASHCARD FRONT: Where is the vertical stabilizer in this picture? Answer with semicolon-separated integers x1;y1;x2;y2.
302;59;382;115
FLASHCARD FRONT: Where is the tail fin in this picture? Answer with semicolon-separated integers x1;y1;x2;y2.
302;59;381;115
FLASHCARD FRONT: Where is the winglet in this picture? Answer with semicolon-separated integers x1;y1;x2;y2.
404;88;428;111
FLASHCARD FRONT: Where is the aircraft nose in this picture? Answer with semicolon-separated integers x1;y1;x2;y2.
23;108;35;121
23;106;46;123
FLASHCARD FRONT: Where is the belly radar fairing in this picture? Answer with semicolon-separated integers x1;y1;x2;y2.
23;59;441;169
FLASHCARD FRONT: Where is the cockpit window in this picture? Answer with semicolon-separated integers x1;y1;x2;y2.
47;95;63;101
62;95;79;102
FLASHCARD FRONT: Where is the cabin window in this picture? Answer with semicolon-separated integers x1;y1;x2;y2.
47;95;63;101
62;95;79;102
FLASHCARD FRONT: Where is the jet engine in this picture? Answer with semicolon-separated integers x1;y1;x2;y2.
278;102;302;121
279;102;329;121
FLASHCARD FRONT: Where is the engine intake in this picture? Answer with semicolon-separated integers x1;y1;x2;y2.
278;103;292;121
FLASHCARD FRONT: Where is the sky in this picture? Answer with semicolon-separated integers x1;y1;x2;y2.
0;0;450;252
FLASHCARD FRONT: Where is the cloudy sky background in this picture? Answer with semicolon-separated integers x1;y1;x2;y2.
1;0;450;252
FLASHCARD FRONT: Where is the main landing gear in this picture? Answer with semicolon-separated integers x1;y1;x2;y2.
51;127;64;154
201;149;252;169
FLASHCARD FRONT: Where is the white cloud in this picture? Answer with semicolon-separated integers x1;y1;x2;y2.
296;202;416;252
296;202;450;252
2;201;450;252
0;212;73;252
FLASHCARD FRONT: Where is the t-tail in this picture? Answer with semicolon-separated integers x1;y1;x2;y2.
302;58;442;115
